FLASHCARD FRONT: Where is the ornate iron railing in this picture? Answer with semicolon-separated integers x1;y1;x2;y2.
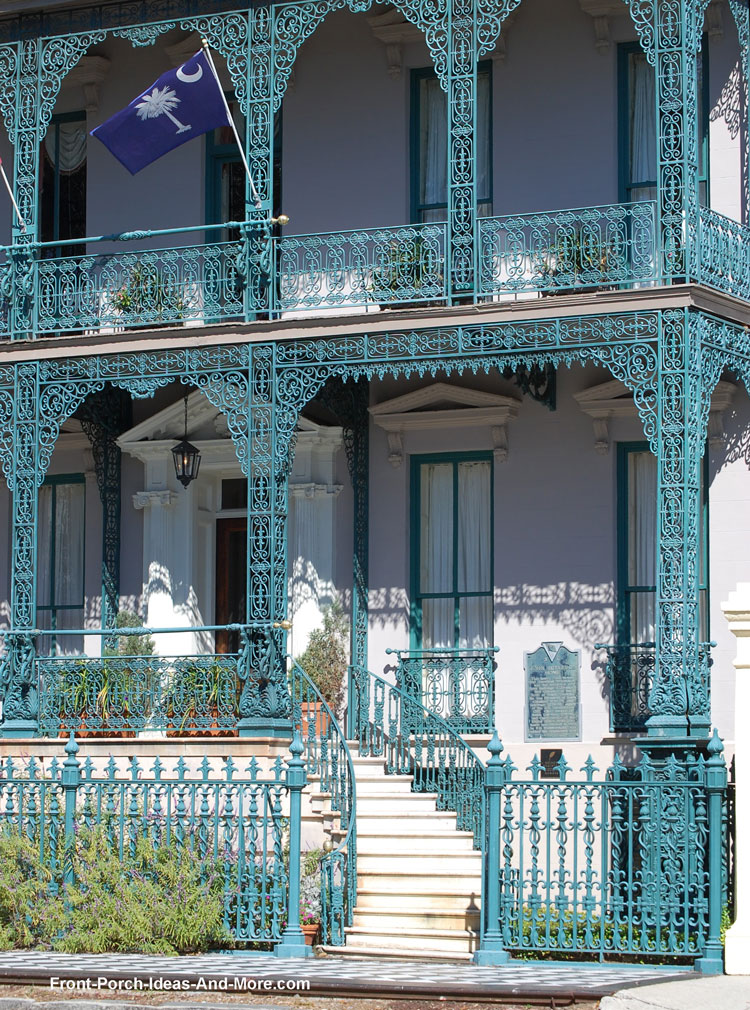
350;664;485;843
37;653;240;737
696;207;750;302
477;733;728;967
289;659;356;947
597;642;713;734
0;734;309;949
387;646;497;733
478;201;659;298
275;222;447;315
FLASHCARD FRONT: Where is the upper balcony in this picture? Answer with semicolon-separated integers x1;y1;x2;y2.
0;0;746;342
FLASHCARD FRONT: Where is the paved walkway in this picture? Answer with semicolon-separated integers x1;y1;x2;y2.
0;951;694;1001
602;975;750;1010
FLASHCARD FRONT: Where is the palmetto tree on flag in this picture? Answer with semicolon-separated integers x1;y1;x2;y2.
136;86;191;134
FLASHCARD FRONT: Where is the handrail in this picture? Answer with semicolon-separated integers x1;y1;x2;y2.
350;663;485;843
5;218;279;252
288;658;356;946
0;620;291;638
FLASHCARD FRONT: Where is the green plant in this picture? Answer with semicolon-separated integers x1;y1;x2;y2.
370;237;443;300
165;659;236;732
539;229;614;287
111;264;185;320
300;848;322;925
105;610;155;659
295;603;349;711
0;827;231;954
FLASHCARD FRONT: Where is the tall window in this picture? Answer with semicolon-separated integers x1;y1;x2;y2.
37;475;86;645
619;40;709;206
205;98;282;238
411;454;493;649
411;65;492;223
617;443;709;645
40;112;87;255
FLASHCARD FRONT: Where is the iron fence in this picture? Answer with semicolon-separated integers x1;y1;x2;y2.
0;733;309;950
476;733;728;971
387;646;497;733
697;207;750;302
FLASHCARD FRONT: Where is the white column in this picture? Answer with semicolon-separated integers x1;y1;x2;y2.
132;490;177;653
723;583;750;975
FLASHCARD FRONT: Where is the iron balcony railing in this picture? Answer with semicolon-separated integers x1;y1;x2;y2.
386;646;498;734
478;200;660;298
2;200;749;339
597;641;713;734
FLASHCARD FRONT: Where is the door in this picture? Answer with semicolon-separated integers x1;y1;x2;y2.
215;517;247;653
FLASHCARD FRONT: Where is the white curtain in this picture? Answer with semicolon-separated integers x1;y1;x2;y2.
630;52;657;201
44;122;87;174
628;451;656;642
54;483;85;607
420;74;491;220
420;463;453;647
37;486;53;613
458;461;492;648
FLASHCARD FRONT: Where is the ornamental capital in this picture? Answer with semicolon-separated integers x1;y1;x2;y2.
132;490;176;510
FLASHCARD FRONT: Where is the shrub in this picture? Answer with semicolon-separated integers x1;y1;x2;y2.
295;603;349;712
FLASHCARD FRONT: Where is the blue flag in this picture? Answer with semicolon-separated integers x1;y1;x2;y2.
91;49;229;174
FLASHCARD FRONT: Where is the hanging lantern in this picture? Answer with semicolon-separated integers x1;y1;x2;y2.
171;395;201;488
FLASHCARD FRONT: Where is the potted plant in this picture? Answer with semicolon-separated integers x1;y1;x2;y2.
110;263;185;328
165;657;238;737
538;229;615;294
369;236;444;309
299;848;322;945
294;603;349;734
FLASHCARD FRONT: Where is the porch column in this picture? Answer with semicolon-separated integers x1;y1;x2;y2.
447;0;477;299
238;343;292;735
646;309;706;740
1;363;41;736
132;490;177;650
652;0;701;281
722;584;750;973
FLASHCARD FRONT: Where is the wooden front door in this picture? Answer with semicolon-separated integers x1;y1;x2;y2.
215;517;247;653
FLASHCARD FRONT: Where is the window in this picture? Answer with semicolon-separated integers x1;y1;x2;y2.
37;475;86;646
619;40;709;206
40;111;87;255
205;98;282;239
411;65;492;223
616;443;708;646
410;454;493;648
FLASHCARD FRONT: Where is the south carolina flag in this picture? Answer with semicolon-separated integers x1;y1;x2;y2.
91;49;229;174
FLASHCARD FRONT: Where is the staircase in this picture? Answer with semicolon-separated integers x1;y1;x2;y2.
327;748;483;959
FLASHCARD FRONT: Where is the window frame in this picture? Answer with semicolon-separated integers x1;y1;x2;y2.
40;109;87;255
617;37;710;206
409;62;493;224
616;441;709;646
37;472;86;632
409;450;494;650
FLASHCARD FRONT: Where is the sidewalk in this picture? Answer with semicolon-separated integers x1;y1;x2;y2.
603;975;750;1010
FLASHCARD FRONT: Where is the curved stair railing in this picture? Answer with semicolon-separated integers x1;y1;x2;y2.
349;663;486;845
288;659;356;945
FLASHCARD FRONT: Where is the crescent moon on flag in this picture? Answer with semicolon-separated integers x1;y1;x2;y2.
176;64;203;83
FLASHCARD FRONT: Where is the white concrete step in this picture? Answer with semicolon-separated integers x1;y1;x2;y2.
356;831;476;855
344;924;480;955
355;887;481;912
355;851;481;874
352;907;480;932
355;793;444;814
352;774;414;794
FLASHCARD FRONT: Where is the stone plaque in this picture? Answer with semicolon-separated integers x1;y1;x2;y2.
525;642;580;741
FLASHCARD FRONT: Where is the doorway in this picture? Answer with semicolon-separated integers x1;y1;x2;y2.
215;517;247;653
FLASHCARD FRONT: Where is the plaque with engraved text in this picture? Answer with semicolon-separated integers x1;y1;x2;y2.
525;642;581;741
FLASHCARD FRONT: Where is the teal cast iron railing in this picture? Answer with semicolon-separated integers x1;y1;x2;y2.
597;642;713;733
275;223;447;315
477;732;729;970
696;207;750;302
350;664;485;843
478;201;659;298
0;733;310;951
387;646;497;733
289;659;356;947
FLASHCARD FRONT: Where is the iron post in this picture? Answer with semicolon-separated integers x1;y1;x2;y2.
474;731;510;965
61;732;80;889
695;729;728;974
276;730;312;958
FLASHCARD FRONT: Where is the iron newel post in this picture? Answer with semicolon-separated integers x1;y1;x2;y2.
474;731;510;965
695;729;728;974
276;730;312;958
61;732;81;889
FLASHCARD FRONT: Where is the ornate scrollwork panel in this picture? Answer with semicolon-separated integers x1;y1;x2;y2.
0;44;19;143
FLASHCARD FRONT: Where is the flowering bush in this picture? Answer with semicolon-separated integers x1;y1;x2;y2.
299;848;322;925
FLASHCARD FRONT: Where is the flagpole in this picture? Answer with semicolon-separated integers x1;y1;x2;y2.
201;39;262;210
0;157;26;232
